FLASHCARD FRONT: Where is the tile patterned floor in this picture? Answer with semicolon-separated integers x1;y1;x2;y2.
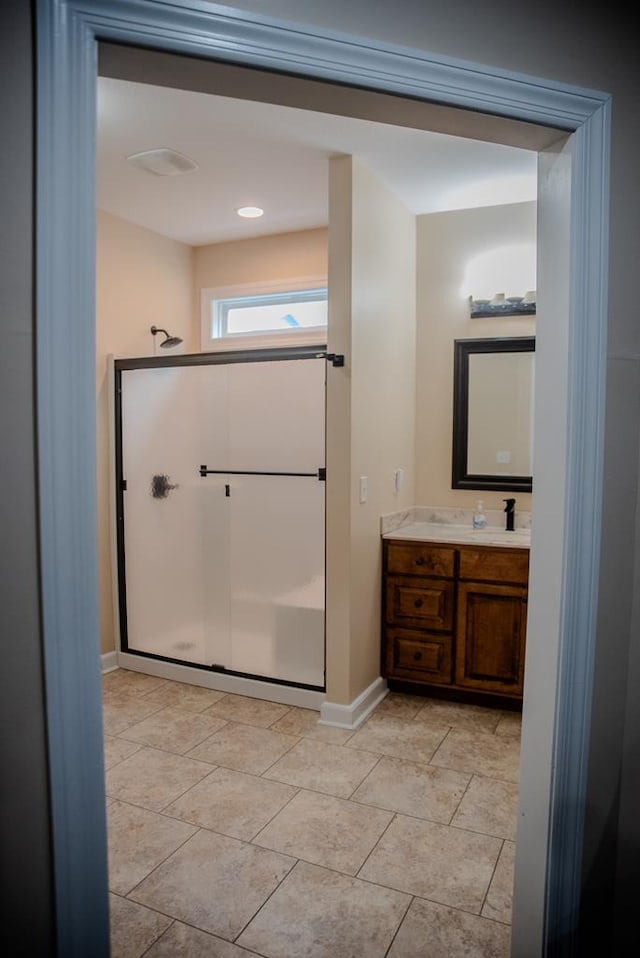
103;670;521;957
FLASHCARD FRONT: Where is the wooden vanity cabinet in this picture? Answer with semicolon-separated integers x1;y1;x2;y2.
383;542;456;687
382;538;529;704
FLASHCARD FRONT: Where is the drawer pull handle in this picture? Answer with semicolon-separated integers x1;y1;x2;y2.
414;599;423;609
415;557;425;566
413;651;423;662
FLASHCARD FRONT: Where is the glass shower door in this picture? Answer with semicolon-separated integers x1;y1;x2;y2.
225;357;326;686
118;351;326;688
119;363;231;667
228;475;325;685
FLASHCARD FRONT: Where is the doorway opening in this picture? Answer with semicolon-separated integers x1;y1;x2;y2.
96;47;546;710
95;41;552;956
36;6;610;954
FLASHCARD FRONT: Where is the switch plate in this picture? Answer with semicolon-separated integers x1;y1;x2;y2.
394;468;405;493
359;476;368;503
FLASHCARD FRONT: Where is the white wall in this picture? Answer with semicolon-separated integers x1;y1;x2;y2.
327;156;416;703
96;210;195;653
415;202;536;512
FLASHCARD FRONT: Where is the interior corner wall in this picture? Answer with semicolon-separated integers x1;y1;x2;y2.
349;159;416;699
325;157;353;704
415;201;536;513
326;156;416;704
96;210;196;654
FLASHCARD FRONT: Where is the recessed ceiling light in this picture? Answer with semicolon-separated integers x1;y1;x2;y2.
126;148;198;176
237;206;264;218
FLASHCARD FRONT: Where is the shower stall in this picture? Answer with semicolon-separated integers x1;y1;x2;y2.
114;345;326;691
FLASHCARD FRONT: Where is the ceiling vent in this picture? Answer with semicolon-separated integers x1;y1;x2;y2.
126;148;198;176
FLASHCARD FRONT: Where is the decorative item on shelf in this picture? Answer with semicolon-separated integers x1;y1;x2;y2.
469;290;536;318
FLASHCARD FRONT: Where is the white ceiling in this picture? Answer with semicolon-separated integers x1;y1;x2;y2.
96;77;537;248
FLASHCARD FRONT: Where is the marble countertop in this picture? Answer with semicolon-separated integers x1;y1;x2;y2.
383;521;531;549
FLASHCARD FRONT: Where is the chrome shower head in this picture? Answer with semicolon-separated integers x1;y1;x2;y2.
150;325;183;349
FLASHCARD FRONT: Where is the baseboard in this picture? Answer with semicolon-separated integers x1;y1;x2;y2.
116;652;326;711
100;651;118;673
319;677;388;730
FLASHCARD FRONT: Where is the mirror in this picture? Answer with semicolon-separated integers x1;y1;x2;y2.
452;337;535;492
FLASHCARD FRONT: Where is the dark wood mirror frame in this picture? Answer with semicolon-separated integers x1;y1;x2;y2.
452;336;535;492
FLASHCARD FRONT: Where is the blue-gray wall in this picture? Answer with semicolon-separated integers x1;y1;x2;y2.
0;1;55;954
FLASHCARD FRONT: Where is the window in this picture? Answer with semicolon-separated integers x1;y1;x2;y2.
216;288;327;337
201;277;327;350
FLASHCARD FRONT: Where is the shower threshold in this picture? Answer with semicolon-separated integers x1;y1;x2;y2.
116;649;326;711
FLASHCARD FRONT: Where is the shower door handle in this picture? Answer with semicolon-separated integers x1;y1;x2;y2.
199;465;324;479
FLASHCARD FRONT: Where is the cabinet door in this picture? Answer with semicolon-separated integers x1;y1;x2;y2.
456;582;527;695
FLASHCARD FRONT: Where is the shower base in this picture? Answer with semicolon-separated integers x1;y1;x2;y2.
116;650;325;712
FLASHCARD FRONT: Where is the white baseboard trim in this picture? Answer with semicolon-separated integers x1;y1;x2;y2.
100;651;118;673
115;652;326;711
319;677;388;730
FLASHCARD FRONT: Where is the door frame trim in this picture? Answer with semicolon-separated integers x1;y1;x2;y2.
35;1;610;954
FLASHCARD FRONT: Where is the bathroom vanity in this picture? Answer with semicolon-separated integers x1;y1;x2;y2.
382;523;530;706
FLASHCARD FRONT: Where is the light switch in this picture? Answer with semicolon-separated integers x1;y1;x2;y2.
394;468;405;493
359;476;368;503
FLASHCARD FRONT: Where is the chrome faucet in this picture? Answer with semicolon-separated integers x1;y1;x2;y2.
503;498;516;531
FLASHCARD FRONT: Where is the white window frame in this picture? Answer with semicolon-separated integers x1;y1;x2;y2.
200;275;328;351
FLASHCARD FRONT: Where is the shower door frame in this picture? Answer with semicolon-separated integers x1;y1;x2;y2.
114;343;328;692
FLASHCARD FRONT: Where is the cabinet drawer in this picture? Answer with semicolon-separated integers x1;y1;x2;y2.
385;628;452;683
386;575;454;631
386;542;455;578
458;547;529;585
